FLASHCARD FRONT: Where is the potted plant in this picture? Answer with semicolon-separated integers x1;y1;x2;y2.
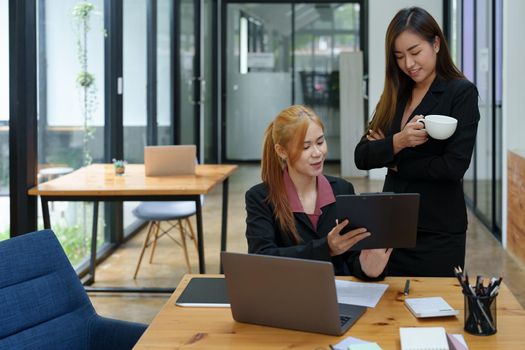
73;1;97;166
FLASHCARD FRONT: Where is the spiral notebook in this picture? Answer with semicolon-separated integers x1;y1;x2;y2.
404;297;459;318
399;327;449;350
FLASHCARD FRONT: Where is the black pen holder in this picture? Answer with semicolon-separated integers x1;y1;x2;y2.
463;292;497;336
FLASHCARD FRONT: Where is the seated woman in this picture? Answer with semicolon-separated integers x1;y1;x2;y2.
245;105;391;279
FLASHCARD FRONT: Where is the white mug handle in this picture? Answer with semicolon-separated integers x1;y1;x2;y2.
417;118;426;126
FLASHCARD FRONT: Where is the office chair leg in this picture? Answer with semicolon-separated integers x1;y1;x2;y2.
134;221;154;279
178;219;192;273
149;221;161;264
185;217;198;254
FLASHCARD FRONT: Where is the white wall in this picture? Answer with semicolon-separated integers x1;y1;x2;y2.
502;0;525;247
367;0;442;179
503;1;525;153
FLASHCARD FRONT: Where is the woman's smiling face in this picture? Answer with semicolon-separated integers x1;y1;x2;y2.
289;121;327;178
394;30;439;87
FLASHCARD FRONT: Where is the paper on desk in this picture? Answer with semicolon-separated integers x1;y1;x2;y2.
332;336;382;350
348;343;382;350
335;280;389;308
447;334;468;350
331;336;369;350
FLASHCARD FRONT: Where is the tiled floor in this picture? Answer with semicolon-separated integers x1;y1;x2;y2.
89;164;525;324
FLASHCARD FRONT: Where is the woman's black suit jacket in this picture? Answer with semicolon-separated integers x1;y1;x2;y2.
354;78;480;277
245;176;381;280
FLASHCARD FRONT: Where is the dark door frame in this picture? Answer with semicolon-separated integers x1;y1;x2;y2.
9;0;38;237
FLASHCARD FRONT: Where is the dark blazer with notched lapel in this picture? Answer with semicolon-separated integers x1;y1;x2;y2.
354;78;480;234
245;176;382;280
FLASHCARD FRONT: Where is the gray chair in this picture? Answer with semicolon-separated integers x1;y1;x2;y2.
132;199;201;279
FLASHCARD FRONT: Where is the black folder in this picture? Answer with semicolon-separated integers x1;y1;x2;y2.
175;277;230;307
336;193;420;250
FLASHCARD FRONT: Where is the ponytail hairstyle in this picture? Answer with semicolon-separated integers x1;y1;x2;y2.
261;105;324;243
370;6;464;134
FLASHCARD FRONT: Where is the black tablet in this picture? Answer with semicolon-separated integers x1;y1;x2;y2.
335;193;420;250
175;277;230;307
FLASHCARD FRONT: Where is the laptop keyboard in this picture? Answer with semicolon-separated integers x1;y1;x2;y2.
340;315;352;326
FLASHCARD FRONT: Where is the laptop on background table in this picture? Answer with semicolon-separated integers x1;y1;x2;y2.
144;145;196;176
221;252;366;336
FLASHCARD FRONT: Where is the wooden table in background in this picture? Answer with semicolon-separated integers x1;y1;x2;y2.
28;164;237;291
134;275;525;350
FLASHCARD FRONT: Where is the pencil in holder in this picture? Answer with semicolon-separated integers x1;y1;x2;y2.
463;292;497;336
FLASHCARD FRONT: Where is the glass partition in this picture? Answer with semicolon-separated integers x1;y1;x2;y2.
294;3;360;160
180;0;197;146
0;0;9;241
224;2;361;161
475;0;493;223
461;0;475;204
451;0;502;238
225;3;292;160
37;0;106;265
122;0;148;229
157;0;174;146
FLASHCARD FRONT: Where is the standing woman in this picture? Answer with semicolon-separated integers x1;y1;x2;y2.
354;7;480;277
246;105;391;279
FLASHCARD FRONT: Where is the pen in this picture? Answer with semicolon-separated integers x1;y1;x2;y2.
404;279;410;296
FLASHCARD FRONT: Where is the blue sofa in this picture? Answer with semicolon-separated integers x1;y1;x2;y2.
0;229;147;350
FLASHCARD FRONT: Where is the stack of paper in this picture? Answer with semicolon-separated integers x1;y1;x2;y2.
335;280;389;308
331;336;382;350
399;327;449;350
404;297;459;318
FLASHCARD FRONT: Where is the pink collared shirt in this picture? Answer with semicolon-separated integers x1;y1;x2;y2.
283;168;336;229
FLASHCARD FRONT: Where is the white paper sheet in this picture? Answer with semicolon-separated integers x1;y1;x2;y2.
332;336;370;350
335;280;389;308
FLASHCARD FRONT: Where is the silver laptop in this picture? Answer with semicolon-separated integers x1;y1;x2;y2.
144;145;196;176
221;252;366;336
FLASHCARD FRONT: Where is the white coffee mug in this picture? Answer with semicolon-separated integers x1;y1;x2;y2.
418;114;458;140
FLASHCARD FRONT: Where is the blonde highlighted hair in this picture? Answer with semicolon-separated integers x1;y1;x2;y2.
261;105;324;243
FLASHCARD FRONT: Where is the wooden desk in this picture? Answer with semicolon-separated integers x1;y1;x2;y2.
134;275;525;349
28;164;237;289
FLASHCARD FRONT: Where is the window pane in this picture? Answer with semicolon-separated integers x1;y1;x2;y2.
203;0;214;161
462;0;475;202
123;0;147;229
475;0;493;223
0;0;9;241
462;0;475;82
226;3;292;160
294;3;361;160
123;0;147;162
180;0;196;145
157;0;174;146
495;0;503;231
37;0;106;266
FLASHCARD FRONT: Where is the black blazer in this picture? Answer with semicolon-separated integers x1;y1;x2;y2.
354;78;480;234
245;176;382;280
